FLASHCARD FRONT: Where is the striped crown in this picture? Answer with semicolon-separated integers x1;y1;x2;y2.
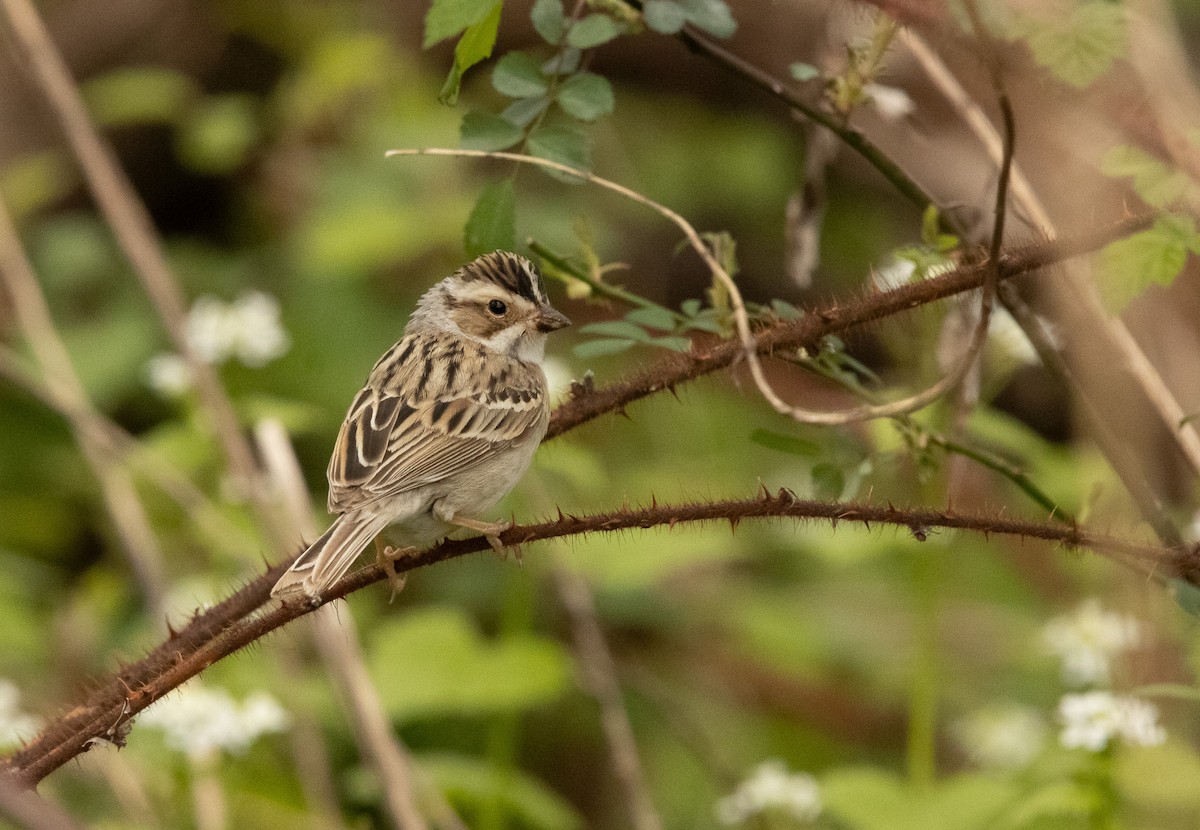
458;251;547;305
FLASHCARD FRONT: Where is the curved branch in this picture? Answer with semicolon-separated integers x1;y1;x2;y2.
546;213;1152;439
391;148;1139;427
3;489;1188;788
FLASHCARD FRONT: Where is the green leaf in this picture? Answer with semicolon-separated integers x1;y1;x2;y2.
811;462;846;500
1171;578;1200;618
0;152;74;220
643;0;687;34
789;62;821;81
368;606;571;720
1096;214;1200;311
573;338;637;358
680;298;702;316
580;320;650;340
677;0;737;38
542;48;581;75
459;110;523;151
438;1;502;105
81;66;195;127
770;299;803;320
624;306;678;330
682;316;723;334
527;123;591;180
555;72;615;121
176;94;260;174
424;0;500;46
531;0;565;45
492;51;550;98
420;753;584;830
920;203;942;246
651;336;692;352
502;96;550;128
567;14;624;48
464;179;516;258
1100;144;1195;208
750;428;821;457
1020;2;1126;88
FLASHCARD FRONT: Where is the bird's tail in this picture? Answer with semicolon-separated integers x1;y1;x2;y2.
271;510;392;599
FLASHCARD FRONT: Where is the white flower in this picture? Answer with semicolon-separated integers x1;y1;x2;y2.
953;706;1046;769
865;83;915;120
715;760;822;826
1058;691;1166;752
228;291;290;367
145;353;192;396
186;295;242;364
988;309;1039;366
1043;599;1142;686
0;680;42;750
140;683;290;758
184;291;290;368
149;291;289;394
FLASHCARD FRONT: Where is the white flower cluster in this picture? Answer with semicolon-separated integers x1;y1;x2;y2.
140;683;290;758
1040;599;1166;752
715;760;822;827
0;679;42;750
864;83;915;121
1042;599;1142;687
146;291;290;396
952;706;1046;770
1058;691;1166;752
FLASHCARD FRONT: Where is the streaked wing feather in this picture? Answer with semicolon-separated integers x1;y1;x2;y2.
328;379;545;512
361;398;544;498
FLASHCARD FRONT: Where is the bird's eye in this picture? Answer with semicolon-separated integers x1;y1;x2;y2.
487;299;507;316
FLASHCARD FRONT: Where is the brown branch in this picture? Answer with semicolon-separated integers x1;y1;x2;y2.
0;168;1155;788
0;772;92;830
0;198;168;617
552;565;663;830
547;215;1152;439
0;0;279;533
255;420;436;830
3;489;1188;788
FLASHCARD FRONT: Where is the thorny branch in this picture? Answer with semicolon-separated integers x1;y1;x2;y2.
0;202;1157;788
546;212;1152;439
4;489;1192;788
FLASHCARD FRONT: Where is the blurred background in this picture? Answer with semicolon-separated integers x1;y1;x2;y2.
2;0;1200;828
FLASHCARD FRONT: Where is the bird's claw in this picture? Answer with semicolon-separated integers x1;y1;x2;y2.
376;544;415;603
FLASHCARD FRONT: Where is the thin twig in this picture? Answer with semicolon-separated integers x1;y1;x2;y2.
0;0;276;527
545;213;1155;440
0;197;167;617
527;238;683;320
671;24;937;216
390;147;1018;424
900;25;1198;541
552;564;663;830
255;420;446;830
0;772;93;830
0;346;260;557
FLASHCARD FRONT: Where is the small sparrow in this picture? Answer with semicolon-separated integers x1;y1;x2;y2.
272;251;570;599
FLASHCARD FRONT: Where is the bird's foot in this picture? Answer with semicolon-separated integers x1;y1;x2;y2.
449;516;516;562
375;542;416;603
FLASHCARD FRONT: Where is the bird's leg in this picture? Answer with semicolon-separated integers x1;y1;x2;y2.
374;538;416;602
435;507;518;562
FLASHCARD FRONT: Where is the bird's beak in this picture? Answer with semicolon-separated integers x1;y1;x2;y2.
534;305;572;332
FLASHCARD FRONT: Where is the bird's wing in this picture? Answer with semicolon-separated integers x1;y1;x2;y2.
327;344;546;513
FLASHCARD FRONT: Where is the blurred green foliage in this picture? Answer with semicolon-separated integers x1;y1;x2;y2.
1;1;1199;829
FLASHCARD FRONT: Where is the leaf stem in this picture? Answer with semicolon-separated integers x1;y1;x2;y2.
527;237;683;319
